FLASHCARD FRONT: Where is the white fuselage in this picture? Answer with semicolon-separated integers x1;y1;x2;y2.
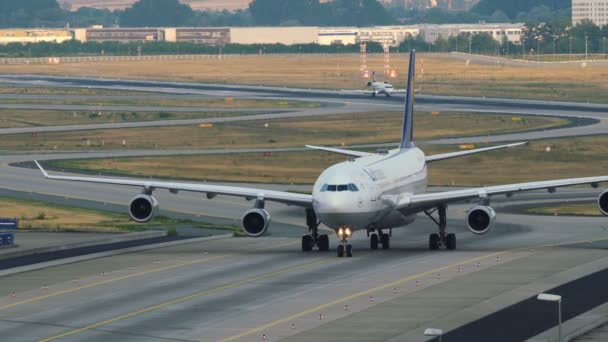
370;81;394;96
312;147;427;233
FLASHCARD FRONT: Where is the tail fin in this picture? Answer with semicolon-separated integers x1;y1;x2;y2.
399;50;415;150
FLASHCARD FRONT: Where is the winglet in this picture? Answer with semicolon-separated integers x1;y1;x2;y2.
400;50;415;150
34;160;49;178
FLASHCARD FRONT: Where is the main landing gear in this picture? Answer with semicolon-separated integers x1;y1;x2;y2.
302;209;329;253
368;228;390;250
424;204;456;251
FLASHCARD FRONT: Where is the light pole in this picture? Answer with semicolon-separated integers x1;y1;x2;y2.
537;293;563;342
585;34;588;62
603;37;606;58
569;36;572;61
424;328;443;342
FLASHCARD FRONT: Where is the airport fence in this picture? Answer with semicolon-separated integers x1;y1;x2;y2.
0;54;239;65
0;52;378;65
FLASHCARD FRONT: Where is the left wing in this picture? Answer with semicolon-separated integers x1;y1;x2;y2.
397;176;608;211
35;161;312;207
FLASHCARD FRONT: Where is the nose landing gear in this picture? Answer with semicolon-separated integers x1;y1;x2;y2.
302;209;329;252
336;227;353;257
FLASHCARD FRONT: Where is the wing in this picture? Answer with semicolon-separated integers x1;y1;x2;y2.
397;176;608;211
426;142;527;163
35;161;312;207
305;145;372;158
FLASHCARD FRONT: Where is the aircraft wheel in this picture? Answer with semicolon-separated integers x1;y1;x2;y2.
446;233;456;250
337;244;345;257
346;244;353;258
370;234;379;250
318;234;329;252
371;92;376;97
429;233;440;250
302;235;313;252
381;233;390;250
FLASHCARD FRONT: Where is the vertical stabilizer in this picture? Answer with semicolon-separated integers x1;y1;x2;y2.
400;50;415;150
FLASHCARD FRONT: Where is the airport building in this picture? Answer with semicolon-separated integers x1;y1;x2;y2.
164;27;230;45
572;0;608;26
318;28;358;45
73;27;165;43
1;24;523;47
229;27;318;45
356;26;419;46
0;29;72;45
418;23;524;43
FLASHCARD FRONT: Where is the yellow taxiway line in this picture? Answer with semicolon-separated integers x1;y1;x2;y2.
38;256;335;342
218;250;506;342
1;240;297;312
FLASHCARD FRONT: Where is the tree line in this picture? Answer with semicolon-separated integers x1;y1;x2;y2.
0;0;575;29
1;20;607;59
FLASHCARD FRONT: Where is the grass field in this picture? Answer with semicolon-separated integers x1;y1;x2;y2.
0;111;568;150
0;196;237;232
526;202;601;216
2;54;607;102
48;135;608;186
0;109;256;128
0;86;151;96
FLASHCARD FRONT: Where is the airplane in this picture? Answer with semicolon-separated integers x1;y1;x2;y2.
367;71;394;97
35;50;608;258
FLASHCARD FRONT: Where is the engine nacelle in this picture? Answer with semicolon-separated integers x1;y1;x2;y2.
467;205;496;235
129;194;158;223
598;190;608;216
241;208;271;237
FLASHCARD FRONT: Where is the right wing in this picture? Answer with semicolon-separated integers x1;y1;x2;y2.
396;176;608;211
35;161;312;207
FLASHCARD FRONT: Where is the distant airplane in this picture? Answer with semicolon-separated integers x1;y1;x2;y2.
367;71;393;97
36;50;608;258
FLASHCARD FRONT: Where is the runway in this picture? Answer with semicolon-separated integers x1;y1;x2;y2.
1;76;608;341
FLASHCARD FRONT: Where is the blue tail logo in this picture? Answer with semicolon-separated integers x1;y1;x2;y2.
400;50;415;150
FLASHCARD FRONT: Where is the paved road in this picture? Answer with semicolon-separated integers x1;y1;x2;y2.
0;210;606;342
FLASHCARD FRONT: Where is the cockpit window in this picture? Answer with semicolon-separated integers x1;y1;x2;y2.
321;183;359;192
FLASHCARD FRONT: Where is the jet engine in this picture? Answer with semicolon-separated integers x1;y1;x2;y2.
467;205;496;235
129;194;158;223
241;208;271;237
598;190;608;216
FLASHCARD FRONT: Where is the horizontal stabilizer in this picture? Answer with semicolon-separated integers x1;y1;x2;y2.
426;142;527;163
305;145;372;158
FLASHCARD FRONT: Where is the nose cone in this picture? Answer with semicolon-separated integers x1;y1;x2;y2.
314;193;369;230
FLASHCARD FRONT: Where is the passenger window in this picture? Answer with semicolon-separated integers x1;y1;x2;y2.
348;183;359;192
327;185;337;192
337;184;348;192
